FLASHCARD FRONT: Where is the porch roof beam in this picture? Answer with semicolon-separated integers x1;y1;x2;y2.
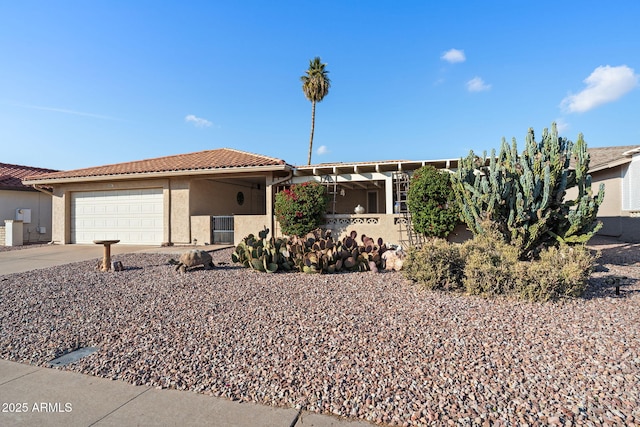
293;158;459;177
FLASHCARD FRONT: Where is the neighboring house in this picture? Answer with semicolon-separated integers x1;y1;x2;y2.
574;145;640;242
0;163;57;245
22;145;639;246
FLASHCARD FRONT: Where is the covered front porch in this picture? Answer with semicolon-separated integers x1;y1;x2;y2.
233;159;458;247
189;171;292;245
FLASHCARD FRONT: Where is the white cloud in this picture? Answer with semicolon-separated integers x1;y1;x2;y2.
555;118;570;134
13;103;120;120
441;49;466;63
316;145;329;155
185;114;212;127
466;77;491;92
561;65;638;113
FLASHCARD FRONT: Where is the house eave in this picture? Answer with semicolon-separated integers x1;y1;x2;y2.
589;157;632;173
23;164;292;186
0;185;40;192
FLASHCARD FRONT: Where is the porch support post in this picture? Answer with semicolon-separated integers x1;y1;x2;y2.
385;174;394;214
266;172;275;237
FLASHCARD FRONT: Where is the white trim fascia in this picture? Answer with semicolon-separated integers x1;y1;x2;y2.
22;165;291;186
293;158;459;176
589;158;632;173
291;171;391;184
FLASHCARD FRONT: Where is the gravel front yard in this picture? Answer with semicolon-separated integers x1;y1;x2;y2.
1;240;639;426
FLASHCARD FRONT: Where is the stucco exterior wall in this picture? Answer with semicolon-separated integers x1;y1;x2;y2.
169;178;191;244
190;179;265;216
51;187;66;244
234;214;270;245
564;166;625;238
0;189;53;244
587;167;622;217
190;215;212;245
563;164;640;242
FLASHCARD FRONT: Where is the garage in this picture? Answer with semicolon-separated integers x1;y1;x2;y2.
71;189;164;244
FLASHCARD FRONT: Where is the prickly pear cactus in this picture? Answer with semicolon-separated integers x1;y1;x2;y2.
231;228;294;273
232;228;389;274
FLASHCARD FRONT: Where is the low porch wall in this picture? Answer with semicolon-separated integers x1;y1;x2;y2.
322;214;402;245
233;214;405;246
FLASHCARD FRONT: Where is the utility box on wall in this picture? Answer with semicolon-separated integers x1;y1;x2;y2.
15;208;31;224
4;220;24;246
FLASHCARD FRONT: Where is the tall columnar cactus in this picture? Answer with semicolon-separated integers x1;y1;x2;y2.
452;123;604;259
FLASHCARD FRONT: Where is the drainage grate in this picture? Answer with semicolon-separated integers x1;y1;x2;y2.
49;347;99;367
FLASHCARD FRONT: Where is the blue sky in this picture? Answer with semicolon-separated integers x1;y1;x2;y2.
1;1;639;171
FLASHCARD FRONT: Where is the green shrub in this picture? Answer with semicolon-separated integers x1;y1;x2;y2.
274;182;328;236
403;238;464;291
460;226;522;296
518;244;597;301
404;220;598;301
407;165;460;238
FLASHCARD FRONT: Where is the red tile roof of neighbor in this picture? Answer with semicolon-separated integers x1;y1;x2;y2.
23;148;290;182
0;163;59;191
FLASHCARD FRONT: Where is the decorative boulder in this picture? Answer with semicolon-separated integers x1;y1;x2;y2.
382;248;406;271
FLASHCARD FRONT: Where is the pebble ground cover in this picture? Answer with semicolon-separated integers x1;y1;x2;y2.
1;243;638;426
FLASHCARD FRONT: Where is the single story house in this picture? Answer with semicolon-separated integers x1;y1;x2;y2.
22;145;640;247
22;148;459;246
0;162;57;245
22;149;294;246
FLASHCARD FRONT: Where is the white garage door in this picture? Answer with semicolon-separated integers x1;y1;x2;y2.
71;189;164;244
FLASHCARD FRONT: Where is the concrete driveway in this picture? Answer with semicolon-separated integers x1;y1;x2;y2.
0;244;229;276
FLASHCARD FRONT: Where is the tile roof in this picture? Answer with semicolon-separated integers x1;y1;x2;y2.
0;163;59;191
24;148;290;182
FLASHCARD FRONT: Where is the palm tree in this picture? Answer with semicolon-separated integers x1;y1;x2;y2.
301;56;331;165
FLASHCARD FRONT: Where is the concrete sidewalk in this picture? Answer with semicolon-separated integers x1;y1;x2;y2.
0;360;373;427
0;245;377;426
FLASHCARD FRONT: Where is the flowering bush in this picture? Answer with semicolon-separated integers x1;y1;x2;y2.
274;182;328;236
